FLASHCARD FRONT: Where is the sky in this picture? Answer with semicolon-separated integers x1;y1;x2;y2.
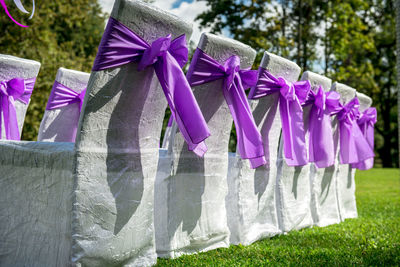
98;0;211;44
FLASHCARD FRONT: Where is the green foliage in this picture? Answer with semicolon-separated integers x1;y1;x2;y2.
156;168;400;266
196;0;398;167
0;0;106;140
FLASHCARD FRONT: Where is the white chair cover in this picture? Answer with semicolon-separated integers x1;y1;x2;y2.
227;52;303;244
38;68;89;142
0;54;41;139
302;71;341;227
266;55;314;233
0;0;192;266
331;82;357;221
336;90;372;221
155;33;256;258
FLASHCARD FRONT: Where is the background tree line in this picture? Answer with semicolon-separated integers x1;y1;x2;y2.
0;0;397;167
197;0;398;167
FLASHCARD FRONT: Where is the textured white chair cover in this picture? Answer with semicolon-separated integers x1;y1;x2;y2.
330;82;357;221
38;68;89;142
264;56;313;233
226;52;303;245
155;33;256;258
0;54;41;139
302;71;341;227
336;90;372;221
0;0;192;266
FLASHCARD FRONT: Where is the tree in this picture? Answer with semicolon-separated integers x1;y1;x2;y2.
0;0;106;140
396;0;400;167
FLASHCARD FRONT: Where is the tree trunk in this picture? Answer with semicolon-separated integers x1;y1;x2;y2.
396;0;400;167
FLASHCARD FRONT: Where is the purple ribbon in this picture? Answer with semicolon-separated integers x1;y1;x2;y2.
350;107;376;170
248;68;310;166
0;77;36;140
186;48;266;169
337;97;375;164
304;86;342;168
46;81;86;112
92;17;210;156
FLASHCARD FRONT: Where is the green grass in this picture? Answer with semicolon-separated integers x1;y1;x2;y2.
156;168;400;266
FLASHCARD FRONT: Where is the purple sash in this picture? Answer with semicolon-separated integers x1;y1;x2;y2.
0;77;36;140
92;17;210;156
248;68;310;166
46;81;86;112
337;97;375;164
304;86;341;168
186;48;266;169
350;107;376;170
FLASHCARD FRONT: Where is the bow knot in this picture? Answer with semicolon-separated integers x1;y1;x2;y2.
0;77;35;140
304;85;341;168
138;35;172;71
0;78;25;99
92;17;209;156
223;55;241;90
358;106;377;125
249;68;310;166
338;97;374;164
187;48;265;168
337;97;360;125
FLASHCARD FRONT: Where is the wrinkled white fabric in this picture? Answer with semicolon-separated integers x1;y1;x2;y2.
154;33;258;258
332;82;358;222
0;1;193;266
0;141;74;267
38;68;89;142
303;72;341;227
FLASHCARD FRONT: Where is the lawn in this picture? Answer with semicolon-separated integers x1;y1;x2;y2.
156;168;400;266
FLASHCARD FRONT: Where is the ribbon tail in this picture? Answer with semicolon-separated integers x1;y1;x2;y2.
155;52;210;156
309;109;335;168
340;120;374;164
3;96;20;140
223;78;265;169
350;121;375;170
280;98;308;166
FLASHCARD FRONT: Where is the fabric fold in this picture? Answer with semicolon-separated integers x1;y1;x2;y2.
0;77;36;140
92;17;210;156
337;97;375;164
46;81;86;112
304;86;341;168
248;68;310;166
186;48;266;169
350;107;376;170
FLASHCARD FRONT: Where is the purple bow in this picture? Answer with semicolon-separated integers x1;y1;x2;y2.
46;81;86;112
350;107;376;170
337;97;375;164
92;17;210;156
304;86;342;168
186;48;266;169
248;68;310;166
0;77;36;140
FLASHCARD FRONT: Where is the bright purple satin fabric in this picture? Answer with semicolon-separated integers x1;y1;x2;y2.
304;86;341;168
0;77;36;140
46;81;86;112
337;97;375;164
249;68;310;166
92;17;210;156
350;107;376;170
186;48;266;169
